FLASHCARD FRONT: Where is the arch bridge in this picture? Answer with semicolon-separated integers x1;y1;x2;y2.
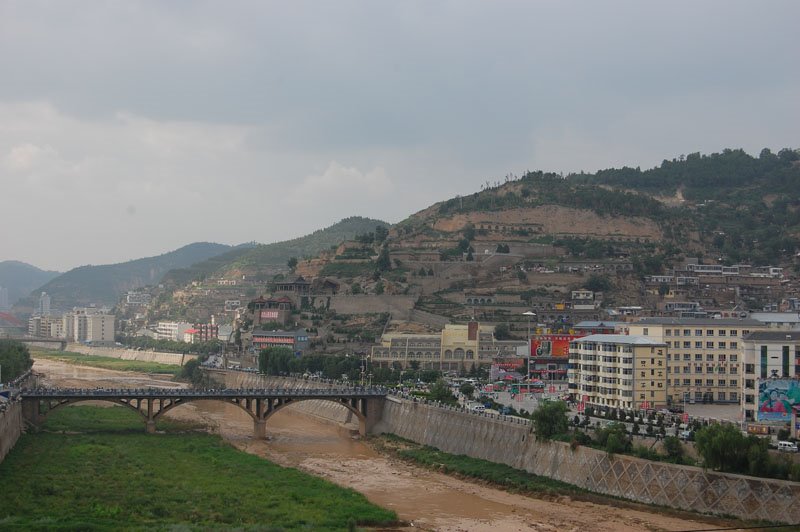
20;387;387;439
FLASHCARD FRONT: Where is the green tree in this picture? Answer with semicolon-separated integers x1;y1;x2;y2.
694;423;770;474
459;382;476;400
0;340;33;383
258;347;295;375
428;379;457;404
596;422;631;454
662;435;684;462
375;225;389;244
463;223;475;242
531;401;569;440
376;246;391;272
494;323;512;340
375;281;384;295
287;257;298;270
585;274;611;292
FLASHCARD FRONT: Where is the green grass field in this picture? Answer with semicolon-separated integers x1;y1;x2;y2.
32;348;182;376
0;406;398;530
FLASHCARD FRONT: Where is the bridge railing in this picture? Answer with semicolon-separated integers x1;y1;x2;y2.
20;387;389;399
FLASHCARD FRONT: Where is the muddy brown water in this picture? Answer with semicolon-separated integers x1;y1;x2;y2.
32;359;741;531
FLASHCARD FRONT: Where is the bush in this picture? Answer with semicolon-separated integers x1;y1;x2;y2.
531;401;569;440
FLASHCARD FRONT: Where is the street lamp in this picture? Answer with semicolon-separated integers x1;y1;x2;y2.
523;311;537;393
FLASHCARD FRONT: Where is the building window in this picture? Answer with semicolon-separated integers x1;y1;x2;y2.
683;329;691;336
707;354;714;361
730;330;737;337
718;342;726;349
783;346;790;377
665;330;672;336
695;341;703;349
695;329;703;336
719;330;726;336
706;330;714;336
730;342;738;350
643;328;649;335
695;354;702;361
706;342;715;349
761;346;768;379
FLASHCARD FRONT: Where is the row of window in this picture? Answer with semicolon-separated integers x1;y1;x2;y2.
662;329;747;337
666;341;738;349
667;378;738;387
671;366;738;374
668;353;738;362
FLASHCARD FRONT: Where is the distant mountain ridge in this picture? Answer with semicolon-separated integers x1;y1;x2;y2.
0;261;60;308
12;242;234;312
161;216;390;285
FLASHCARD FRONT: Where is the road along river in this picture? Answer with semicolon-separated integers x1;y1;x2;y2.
32;358;744;532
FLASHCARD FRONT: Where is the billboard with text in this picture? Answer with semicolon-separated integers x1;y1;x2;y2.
757;379;800;422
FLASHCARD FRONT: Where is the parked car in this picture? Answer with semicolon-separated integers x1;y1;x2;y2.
778;441;798;453
679;430;694;441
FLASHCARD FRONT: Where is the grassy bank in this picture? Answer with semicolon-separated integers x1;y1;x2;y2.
373;434;760;528
32;348;182;376
374;434;585;498
0;406;398;530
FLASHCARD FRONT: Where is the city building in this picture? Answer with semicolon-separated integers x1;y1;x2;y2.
628;317;766;405
61;308;115;345
251;329;310;354
741;331;800;424
568;334;668;411
155;321;194;342
0;286;8;311
37;292;51;316
371;322;525;370
125;291;152;307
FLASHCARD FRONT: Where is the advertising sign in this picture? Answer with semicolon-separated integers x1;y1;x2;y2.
757;379;800;422
530;334;585;358
260;310;280;320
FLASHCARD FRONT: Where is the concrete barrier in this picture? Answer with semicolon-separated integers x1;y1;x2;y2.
376;398;800;524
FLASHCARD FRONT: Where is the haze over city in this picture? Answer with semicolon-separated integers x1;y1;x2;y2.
1;1;799;271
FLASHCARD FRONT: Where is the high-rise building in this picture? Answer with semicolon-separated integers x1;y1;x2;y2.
37;292;51;316
568;334;668;411
0;286;9;311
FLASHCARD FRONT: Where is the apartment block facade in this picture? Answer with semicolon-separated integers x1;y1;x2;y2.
568;334;668;410
628;318;765;405
741;331;800;423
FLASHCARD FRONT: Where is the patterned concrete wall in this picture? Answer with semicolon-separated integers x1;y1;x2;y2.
0;401;22;464
375;398;800;524
66;344;197;366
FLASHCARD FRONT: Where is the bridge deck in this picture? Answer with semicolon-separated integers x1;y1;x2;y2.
21;388;387;399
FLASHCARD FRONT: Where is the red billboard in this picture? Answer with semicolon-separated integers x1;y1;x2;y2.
530;334;586;357
260;310;280;320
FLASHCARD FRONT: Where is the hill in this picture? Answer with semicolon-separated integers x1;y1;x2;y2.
13;242;234;312
0;261;60;309
161;216;390;285
396;147;800;268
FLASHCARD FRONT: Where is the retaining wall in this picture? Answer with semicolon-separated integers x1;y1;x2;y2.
66;344;197;366
0;401;22;464
375;399;800;524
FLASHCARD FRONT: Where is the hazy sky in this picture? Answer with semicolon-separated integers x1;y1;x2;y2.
1;1;798;272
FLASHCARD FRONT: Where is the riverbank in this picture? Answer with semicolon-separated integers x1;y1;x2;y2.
0;405;398;530
31;347;182;376
27;357;744;531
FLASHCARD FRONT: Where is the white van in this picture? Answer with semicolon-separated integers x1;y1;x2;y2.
468;403;485;413
778;441;798;453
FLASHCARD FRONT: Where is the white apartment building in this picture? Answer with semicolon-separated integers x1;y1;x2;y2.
741;331;800;423
628;318;765;405
156;321;194;342
568;334;668;411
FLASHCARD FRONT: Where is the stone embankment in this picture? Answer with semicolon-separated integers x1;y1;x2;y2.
0;400;22;464
375;398;800;524
66;344;197;366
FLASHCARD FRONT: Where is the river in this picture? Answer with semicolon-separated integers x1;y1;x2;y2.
32;358;738;532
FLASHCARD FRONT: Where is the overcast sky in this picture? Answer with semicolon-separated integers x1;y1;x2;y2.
1;1;798;272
